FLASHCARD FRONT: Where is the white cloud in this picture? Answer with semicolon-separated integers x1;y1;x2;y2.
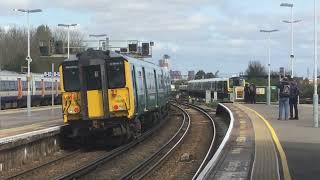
0;0;317;76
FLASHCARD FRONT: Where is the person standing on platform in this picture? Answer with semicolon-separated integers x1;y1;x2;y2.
289;80;299;120
249;83;256;104
244;83;250;103
278;77;290;120
252;83;257;104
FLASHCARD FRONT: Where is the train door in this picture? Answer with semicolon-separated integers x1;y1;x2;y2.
131;65;139;112
142;67;148;111
154;69;159;107
78;61;109;119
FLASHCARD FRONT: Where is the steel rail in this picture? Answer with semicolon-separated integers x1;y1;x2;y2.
119;103;190;180
187;104;216;180
5;149;81;180
54;109;172;180
196;103;235;179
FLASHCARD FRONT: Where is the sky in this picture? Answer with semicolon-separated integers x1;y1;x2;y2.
0;0;318;77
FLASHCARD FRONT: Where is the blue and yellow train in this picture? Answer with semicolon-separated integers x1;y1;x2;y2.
59;49;170;146
186;77;245;101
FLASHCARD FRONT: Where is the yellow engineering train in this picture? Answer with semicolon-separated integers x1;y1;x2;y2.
59;50;170;146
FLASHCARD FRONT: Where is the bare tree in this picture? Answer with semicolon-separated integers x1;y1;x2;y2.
52;28;84;47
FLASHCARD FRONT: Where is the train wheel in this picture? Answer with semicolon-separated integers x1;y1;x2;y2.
131;117;142;138
107;122;131;147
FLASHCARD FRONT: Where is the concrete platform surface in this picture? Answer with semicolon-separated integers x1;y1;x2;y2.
244;103;320;180
0;106;63;138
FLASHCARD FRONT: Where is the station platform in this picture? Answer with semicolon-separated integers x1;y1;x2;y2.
0;106;63;138
215;103;320;180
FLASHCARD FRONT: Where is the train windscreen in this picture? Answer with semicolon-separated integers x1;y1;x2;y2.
62;62;80;92
107;60;125;88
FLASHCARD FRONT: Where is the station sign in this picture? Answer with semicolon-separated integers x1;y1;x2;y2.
256;87;265;95
44;72;60;77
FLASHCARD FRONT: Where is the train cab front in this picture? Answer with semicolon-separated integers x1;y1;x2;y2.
59;50;135;146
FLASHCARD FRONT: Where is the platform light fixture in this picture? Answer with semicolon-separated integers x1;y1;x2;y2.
260;29;279;106
58;24;78;58
89;34;108;50
13;8;42;116
280;2;301;78
313;0;318;128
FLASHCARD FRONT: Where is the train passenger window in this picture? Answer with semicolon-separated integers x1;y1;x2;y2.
62;62;80;92
0;81;5;91
85;65;102;90
107;60;125;88
9;81;16;90
35;81;41;90
22;81;27;91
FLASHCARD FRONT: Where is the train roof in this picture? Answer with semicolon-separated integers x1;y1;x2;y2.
188;78;229;83
68;50;169;73
123;55;169;73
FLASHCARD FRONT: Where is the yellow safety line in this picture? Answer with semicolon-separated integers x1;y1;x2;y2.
242;105;292;180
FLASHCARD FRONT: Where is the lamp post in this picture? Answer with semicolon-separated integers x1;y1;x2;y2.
313;0;318;128
58;24;78;58
260;29;279;106
280;2;301;78
13;8;42;116
89;34;108;50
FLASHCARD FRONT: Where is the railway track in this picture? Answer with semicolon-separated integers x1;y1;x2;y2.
119;103;217;180
53;110;173;180
5;103;222;180
4;150;82;180
118;103;191;180
3;108;172;180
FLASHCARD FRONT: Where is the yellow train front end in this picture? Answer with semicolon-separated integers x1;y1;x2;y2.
59;51;137;146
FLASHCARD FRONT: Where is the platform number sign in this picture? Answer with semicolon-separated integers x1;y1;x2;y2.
44;72;60;77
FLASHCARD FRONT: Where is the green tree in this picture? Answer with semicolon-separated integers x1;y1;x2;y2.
205;72;214;78
195;70;206;79
245;61;267;78
205;70;219;78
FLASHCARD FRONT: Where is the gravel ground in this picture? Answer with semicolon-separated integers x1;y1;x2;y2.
81;109;183;180
12;150;107;180
144;107;214;180
0;149;74;179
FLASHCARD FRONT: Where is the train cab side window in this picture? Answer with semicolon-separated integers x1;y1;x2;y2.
107;60;125;88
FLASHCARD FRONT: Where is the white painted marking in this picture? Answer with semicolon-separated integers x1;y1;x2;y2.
196;103;235;179
24;148;27;158
0;126;61;145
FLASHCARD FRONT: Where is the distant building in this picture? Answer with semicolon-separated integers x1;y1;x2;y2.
170;70;182;80
188;71;195;80
159;54;170;70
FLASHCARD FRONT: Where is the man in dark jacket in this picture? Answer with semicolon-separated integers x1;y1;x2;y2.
289;81;299;120
244;83;250;103
249;83;256;104
278;77;290;120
